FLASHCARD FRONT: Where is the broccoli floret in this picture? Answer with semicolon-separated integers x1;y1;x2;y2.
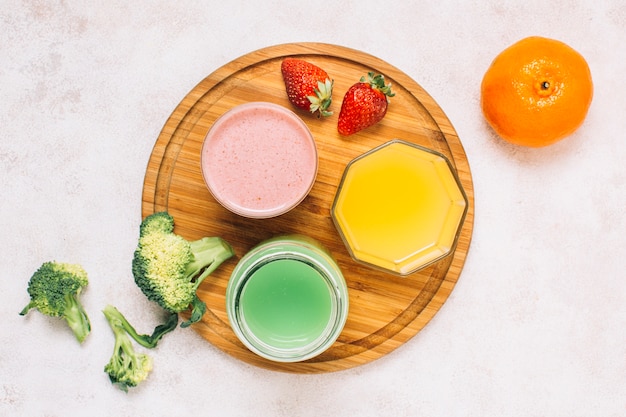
132;212;234;327
20;261;91;343
138;211;174;236
103;305;153;392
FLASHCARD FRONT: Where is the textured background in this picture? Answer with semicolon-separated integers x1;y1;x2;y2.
2;1;625;416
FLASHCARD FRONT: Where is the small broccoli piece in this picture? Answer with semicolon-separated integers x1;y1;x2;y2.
103;305;153;392
132;212;234;328
20;261;91;343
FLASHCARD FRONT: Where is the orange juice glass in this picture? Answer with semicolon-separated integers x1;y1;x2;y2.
331;140;468;276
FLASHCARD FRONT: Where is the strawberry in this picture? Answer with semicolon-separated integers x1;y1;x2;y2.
281;58;334;118
337;72;395;136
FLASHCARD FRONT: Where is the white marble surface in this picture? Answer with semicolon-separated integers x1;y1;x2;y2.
2;1;625;416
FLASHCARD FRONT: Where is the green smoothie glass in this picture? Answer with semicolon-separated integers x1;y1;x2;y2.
226;235;348;362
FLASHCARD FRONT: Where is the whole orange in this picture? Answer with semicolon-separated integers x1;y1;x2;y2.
480;36;593;147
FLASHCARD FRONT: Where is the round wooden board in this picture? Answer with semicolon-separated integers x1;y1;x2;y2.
141;43;474;373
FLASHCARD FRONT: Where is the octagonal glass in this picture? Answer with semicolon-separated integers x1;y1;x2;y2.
331;140;468;276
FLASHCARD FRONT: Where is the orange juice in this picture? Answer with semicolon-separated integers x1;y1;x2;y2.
331;140;467;275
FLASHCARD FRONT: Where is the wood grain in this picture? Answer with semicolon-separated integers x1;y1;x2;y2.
141;43;474;373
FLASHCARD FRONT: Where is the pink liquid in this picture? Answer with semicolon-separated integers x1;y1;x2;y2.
201;102;318;218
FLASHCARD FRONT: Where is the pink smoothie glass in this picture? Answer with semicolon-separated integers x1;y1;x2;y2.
201;102;318;219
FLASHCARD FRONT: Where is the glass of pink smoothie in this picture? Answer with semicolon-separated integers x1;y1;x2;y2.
201;102;318;219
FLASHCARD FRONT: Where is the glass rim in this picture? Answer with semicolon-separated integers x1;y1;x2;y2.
200;102;319;219
226;236;348;362
330;139;469;276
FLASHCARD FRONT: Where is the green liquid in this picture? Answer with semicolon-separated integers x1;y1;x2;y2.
240;258;333;349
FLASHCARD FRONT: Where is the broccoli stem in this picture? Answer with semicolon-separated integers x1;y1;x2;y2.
179;237;233;328
62;291;91;343
103;305;178;348
185;237;234;288
181;296;206;328
19;302;36;316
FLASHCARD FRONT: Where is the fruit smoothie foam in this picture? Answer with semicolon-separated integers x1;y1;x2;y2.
201;102;318;218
